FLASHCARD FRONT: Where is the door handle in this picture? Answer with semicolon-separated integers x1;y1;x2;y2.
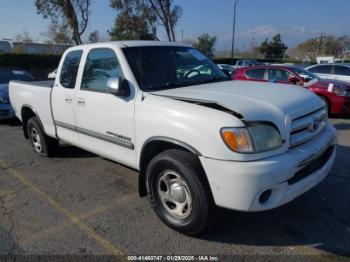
77;98;86;105
65;96;72;103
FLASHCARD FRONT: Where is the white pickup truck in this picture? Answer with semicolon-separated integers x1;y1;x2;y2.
9;41;337;235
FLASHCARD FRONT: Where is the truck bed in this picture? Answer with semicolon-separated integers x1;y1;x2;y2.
11;80;54;88
9;80;56;138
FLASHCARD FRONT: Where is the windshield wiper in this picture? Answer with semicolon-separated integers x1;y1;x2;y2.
194;76;230;85
147;81;194;91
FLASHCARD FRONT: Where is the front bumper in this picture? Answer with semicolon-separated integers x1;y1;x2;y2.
0;103;15;120
200;124;337;211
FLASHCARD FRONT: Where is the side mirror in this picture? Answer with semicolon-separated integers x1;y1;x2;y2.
288;76;299;85
106;77;130;97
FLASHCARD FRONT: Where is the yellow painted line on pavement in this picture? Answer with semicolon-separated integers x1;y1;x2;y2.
0;160;124;257
23;205;109;244
24;191;137;244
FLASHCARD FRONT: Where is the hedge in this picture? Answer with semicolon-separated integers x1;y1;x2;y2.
0;53;61;79
212;57;306;65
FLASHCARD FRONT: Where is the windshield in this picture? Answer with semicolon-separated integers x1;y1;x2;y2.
291;67;319;82
0;69;34;84
123;46;229;91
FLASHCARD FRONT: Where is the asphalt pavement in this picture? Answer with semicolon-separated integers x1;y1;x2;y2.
0;117;349;261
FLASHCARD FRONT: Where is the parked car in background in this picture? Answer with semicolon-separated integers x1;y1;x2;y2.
233;65;350;114
306;64;350;83
316;56;339;64
235;59;264;68
9;41;337;235
0;68;34;120
217;64;235;76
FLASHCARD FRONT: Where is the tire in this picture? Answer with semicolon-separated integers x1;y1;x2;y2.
319;96;330;114
27;117;59;157
146;149;215;235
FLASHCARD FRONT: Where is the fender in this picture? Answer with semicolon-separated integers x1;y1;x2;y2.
21;104;46;139
138;136;202;197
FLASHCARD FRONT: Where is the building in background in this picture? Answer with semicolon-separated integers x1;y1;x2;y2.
0;39;71;55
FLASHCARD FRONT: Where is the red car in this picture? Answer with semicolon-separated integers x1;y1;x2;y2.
233;65;350;114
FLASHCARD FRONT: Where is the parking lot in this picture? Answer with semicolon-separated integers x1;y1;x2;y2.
0;116;349;259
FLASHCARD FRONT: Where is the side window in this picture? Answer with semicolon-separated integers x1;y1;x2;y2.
334;66;350;76
81;48;123;92
309;65;332;74
237;61;243;66
245;68;265;80
268;68;292;82
60;50;83;89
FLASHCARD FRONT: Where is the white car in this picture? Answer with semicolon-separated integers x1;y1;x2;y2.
306;64;350;83
217;64;235;76
9;41;337;235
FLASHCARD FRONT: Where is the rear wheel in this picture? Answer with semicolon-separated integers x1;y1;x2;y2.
147;149;215;235
27;117;59;157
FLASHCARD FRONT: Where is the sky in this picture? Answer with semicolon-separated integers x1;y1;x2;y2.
0;0;350;52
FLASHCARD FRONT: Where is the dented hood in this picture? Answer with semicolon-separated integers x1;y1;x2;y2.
150;80;324;123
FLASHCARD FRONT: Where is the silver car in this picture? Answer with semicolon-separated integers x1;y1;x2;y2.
306;63;350;83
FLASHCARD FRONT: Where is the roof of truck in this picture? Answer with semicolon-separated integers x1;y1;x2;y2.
66;41;192;51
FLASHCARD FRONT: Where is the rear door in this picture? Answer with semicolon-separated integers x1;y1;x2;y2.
74;47;136;166
308;65;335;79
52;49;83;145
334;65;350;83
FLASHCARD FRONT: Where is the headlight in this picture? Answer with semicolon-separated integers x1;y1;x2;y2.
221;123;283;153
0;96;9;104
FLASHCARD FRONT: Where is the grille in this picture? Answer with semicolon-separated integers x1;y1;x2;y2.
290;107;327;148
288;146;334;185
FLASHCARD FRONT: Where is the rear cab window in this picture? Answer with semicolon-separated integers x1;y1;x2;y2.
59;50;83;89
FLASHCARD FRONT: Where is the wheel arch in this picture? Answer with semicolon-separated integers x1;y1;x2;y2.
138;137;204;197
21;105;45;139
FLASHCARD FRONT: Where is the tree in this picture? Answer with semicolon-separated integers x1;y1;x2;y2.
148;0;182;42
258;33;288;59
291;35;348;60
109;0;157;40
41;22;74;44
89;30;101;43
35;0;91;45
15;30;34;42
193;33;217;58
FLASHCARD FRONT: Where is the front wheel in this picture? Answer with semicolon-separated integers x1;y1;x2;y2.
147;149;215;235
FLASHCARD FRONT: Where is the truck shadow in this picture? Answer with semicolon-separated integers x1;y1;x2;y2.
0;118;21;126
54;145;97;159
0;226;25;255
200;145;350;257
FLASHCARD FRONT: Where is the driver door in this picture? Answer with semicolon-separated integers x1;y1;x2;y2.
268;68;296;85
74;48;136;167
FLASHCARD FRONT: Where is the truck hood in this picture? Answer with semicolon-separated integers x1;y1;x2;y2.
0;84;9;100
150;80;323;129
